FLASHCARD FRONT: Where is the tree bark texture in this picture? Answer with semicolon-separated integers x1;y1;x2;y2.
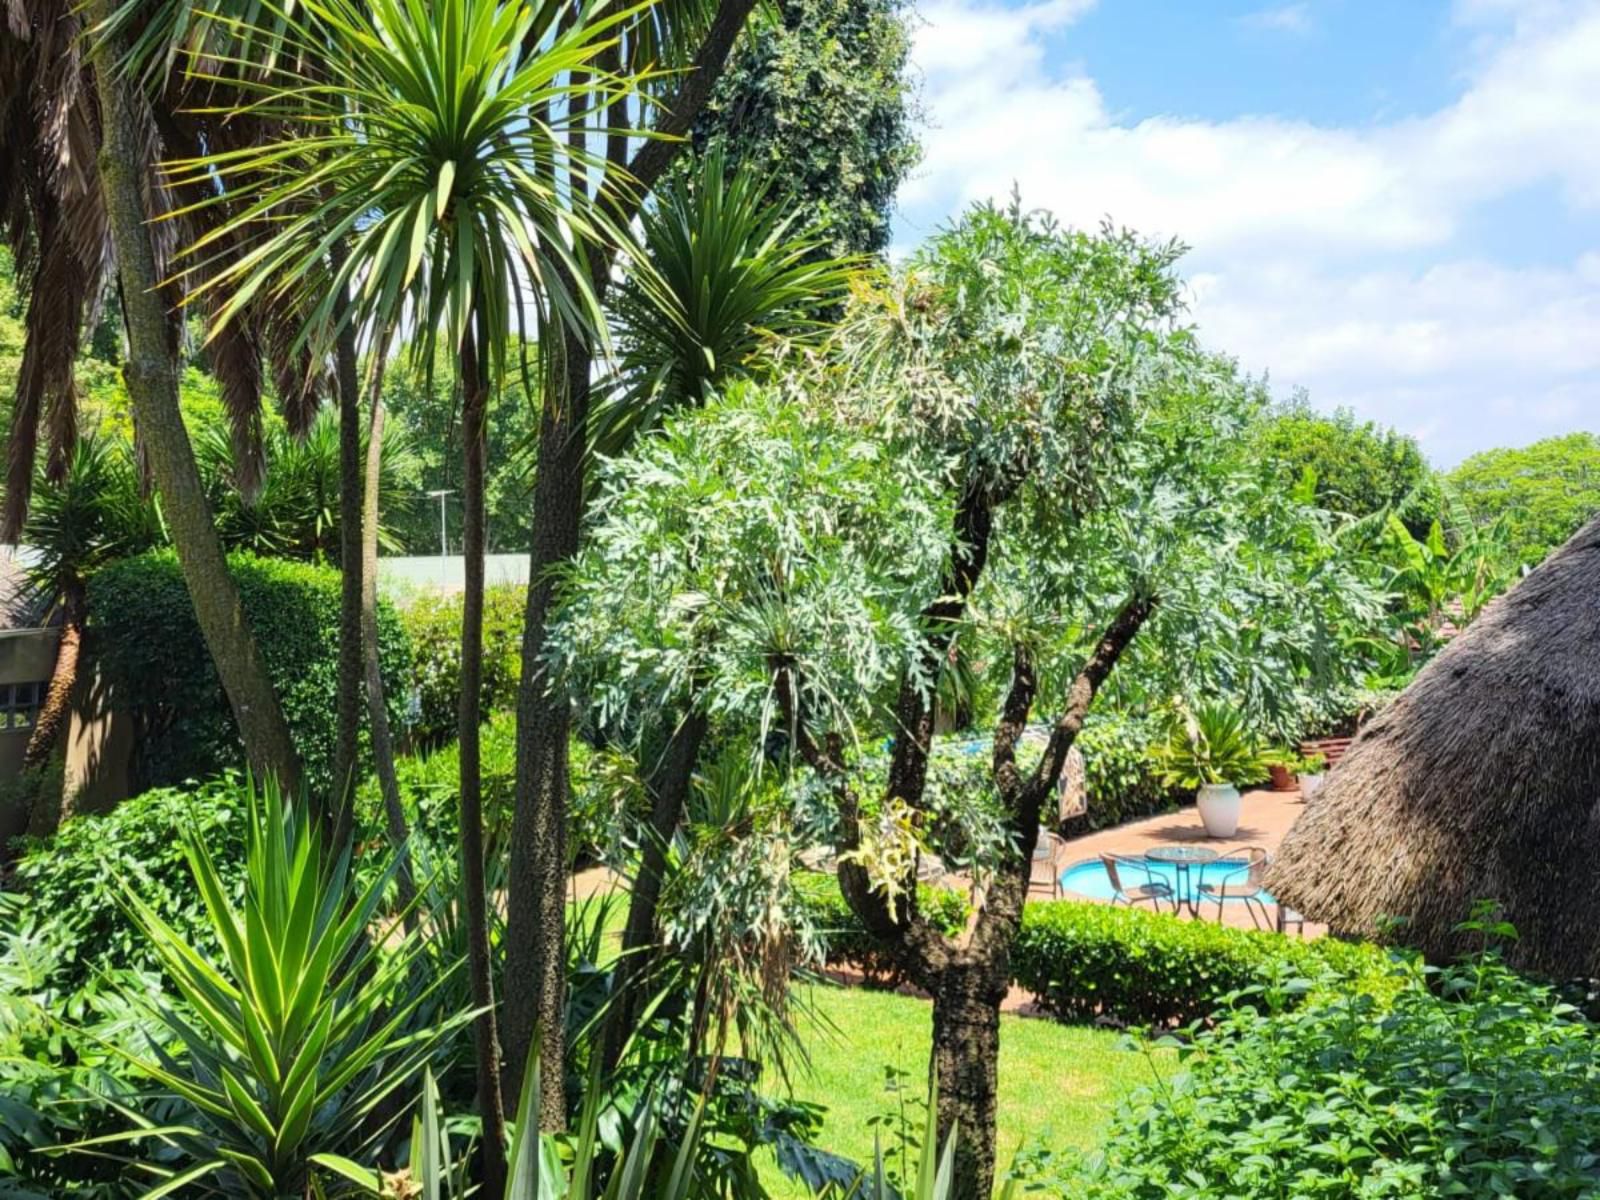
24;586;82;772
331;307;363;846
460;325;509;1192
361;372;416;924
88;18;302;796
501;0;759;1125
602;707;709;1073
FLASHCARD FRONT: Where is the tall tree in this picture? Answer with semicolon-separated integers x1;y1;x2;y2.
1447;431;1600;568
690;0;919;257
501;0;761;1127
171;0;630;1184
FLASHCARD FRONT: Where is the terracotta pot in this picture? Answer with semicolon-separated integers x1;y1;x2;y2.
1267;763;1296;792
1196;782;1241;838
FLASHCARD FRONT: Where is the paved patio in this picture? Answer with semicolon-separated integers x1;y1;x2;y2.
1043;784;1320;934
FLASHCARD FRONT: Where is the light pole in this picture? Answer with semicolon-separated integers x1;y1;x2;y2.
427;489;453;562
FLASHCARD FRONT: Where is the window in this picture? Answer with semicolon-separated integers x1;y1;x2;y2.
0;681;46;731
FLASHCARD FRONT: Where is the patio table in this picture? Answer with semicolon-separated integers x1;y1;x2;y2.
1146;845;1219;917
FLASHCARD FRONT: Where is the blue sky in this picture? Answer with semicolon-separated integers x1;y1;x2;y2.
892;0;1600;466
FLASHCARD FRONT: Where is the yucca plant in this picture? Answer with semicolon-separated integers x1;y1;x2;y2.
315;1042;706;1200
593;146;859;461
67;778;467;1198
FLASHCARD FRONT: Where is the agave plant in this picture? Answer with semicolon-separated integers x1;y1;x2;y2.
1154;700;1270;790
67;778;466;1198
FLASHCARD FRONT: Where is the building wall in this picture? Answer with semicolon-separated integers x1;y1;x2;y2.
0;627;59;848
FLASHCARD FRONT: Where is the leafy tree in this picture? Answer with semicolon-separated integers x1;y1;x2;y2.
1256;401;1430;523
691;0;920;256
1447;432;1600;567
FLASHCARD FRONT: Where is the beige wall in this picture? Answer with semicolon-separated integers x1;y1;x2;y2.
0;627;58;848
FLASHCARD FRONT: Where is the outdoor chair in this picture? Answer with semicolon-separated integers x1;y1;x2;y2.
1197;846;1272;929
1100;853;1174;911
1031;830;1067;899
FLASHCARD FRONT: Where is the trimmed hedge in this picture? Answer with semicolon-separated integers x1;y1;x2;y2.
791;871;969;986
1072;712;1188;833
86;551;410;794
1010;900;1390;1027
398;584;525;748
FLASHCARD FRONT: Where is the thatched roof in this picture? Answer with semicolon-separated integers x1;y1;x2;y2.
1267;515;1600;978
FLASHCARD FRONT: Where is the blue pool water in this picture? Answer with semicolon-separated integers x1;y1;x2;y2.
1058;857;1276;905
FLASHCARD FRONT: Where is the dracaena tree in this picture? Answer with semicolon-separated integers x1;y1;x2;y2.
167;0;634;1183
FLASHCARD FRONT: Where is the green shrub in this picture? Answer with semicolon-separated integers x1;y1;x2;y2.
86;550;411;793
10;775;249;991
398;584;525;748
1074;713;1186;833
791;871;969;986
1063;951;1600;1198
1010;900;1390;1028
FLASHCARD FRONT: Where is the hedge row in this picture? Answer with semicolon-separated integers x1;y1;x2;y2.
1011;899;1391;1027
791;871;969;986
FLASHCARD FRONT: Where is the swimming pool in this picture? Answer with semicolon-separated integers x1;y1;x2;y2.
1058;856;1277;905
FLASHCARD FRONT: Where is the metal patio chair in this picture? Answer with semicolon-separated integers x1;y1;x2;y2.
1100;853;1175;912
1197;846;1272;929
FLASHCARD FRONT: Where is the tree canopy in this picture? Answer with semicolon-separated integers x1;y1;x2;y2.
1447;432;1600;567
1255;401;1430;522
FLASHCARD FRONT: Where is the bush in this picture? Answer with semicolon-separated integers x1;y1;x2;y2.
791;871;969;986
9;775;249;991
1064;951;1600;1198
398;584;525;748
1072;712;1186;833
1010;900;1389;1027
86;550;411;793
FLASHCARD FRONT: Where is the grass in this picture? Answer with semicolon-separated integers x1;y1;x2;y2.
754;983;1165;1197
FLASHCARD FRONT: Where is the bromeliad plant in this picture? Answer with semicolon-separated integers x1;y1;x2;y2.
75;778;466;1198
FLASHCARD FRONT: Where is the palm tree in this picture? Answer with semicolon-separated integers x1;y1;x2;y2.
167;0;635;1183
17;435;163;832
3;0;309;791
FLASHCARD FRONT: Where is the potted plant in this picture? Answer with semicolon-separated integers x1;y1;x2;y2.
1155;702;1269;838
1263;747;1299;792
1295;750;1328;801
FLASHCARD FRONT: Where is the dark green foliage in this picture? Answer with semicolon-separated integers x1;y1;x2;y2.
398;585;525;748
1256;403;1430;522
691;0;919;257
791;872;969;987
1447;431;1600;567
85;551;411;793
1066;949;1600;1198
10;775;247;991
1074;713;1186;832
1009;900;1388;1028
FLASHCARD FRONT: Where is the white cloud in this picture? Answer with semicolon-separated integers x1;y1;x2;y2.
1240;4;1314;35
899;0;1600;463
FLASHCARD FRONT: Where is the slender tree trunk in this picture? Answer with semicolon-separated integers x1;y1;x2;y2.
602;707;708;1073
361;365;416;923
504;332;587;1125
24;585;83;772
88;17;301;794
501;0;760;1122
331;311;363;846
460;325;509;1191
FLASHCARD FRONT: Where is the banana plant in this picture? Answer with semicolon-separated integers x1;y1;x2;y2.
62;778;467;1198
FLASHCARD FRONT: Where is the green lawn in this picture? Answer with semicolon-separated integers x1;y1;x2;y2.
755;984;1163;1197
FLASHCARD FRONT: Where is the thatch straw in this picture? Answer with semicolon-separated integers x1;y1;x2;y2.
1266;515;1600;977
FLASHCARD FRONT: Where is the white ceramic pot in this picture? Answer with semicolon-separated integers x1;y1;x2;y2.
1196;782;1242;838
1298;772;1326;801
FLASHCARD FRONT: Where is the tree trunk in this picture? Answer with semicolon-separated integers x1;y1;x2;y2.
602;707;708;1073
504;330;588;1126
930;960;1007;1200
24;585;83;772
331;310;363;846
501;0;760;1121
88;17;301;795
460;324;509;1192
361;370;416;924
